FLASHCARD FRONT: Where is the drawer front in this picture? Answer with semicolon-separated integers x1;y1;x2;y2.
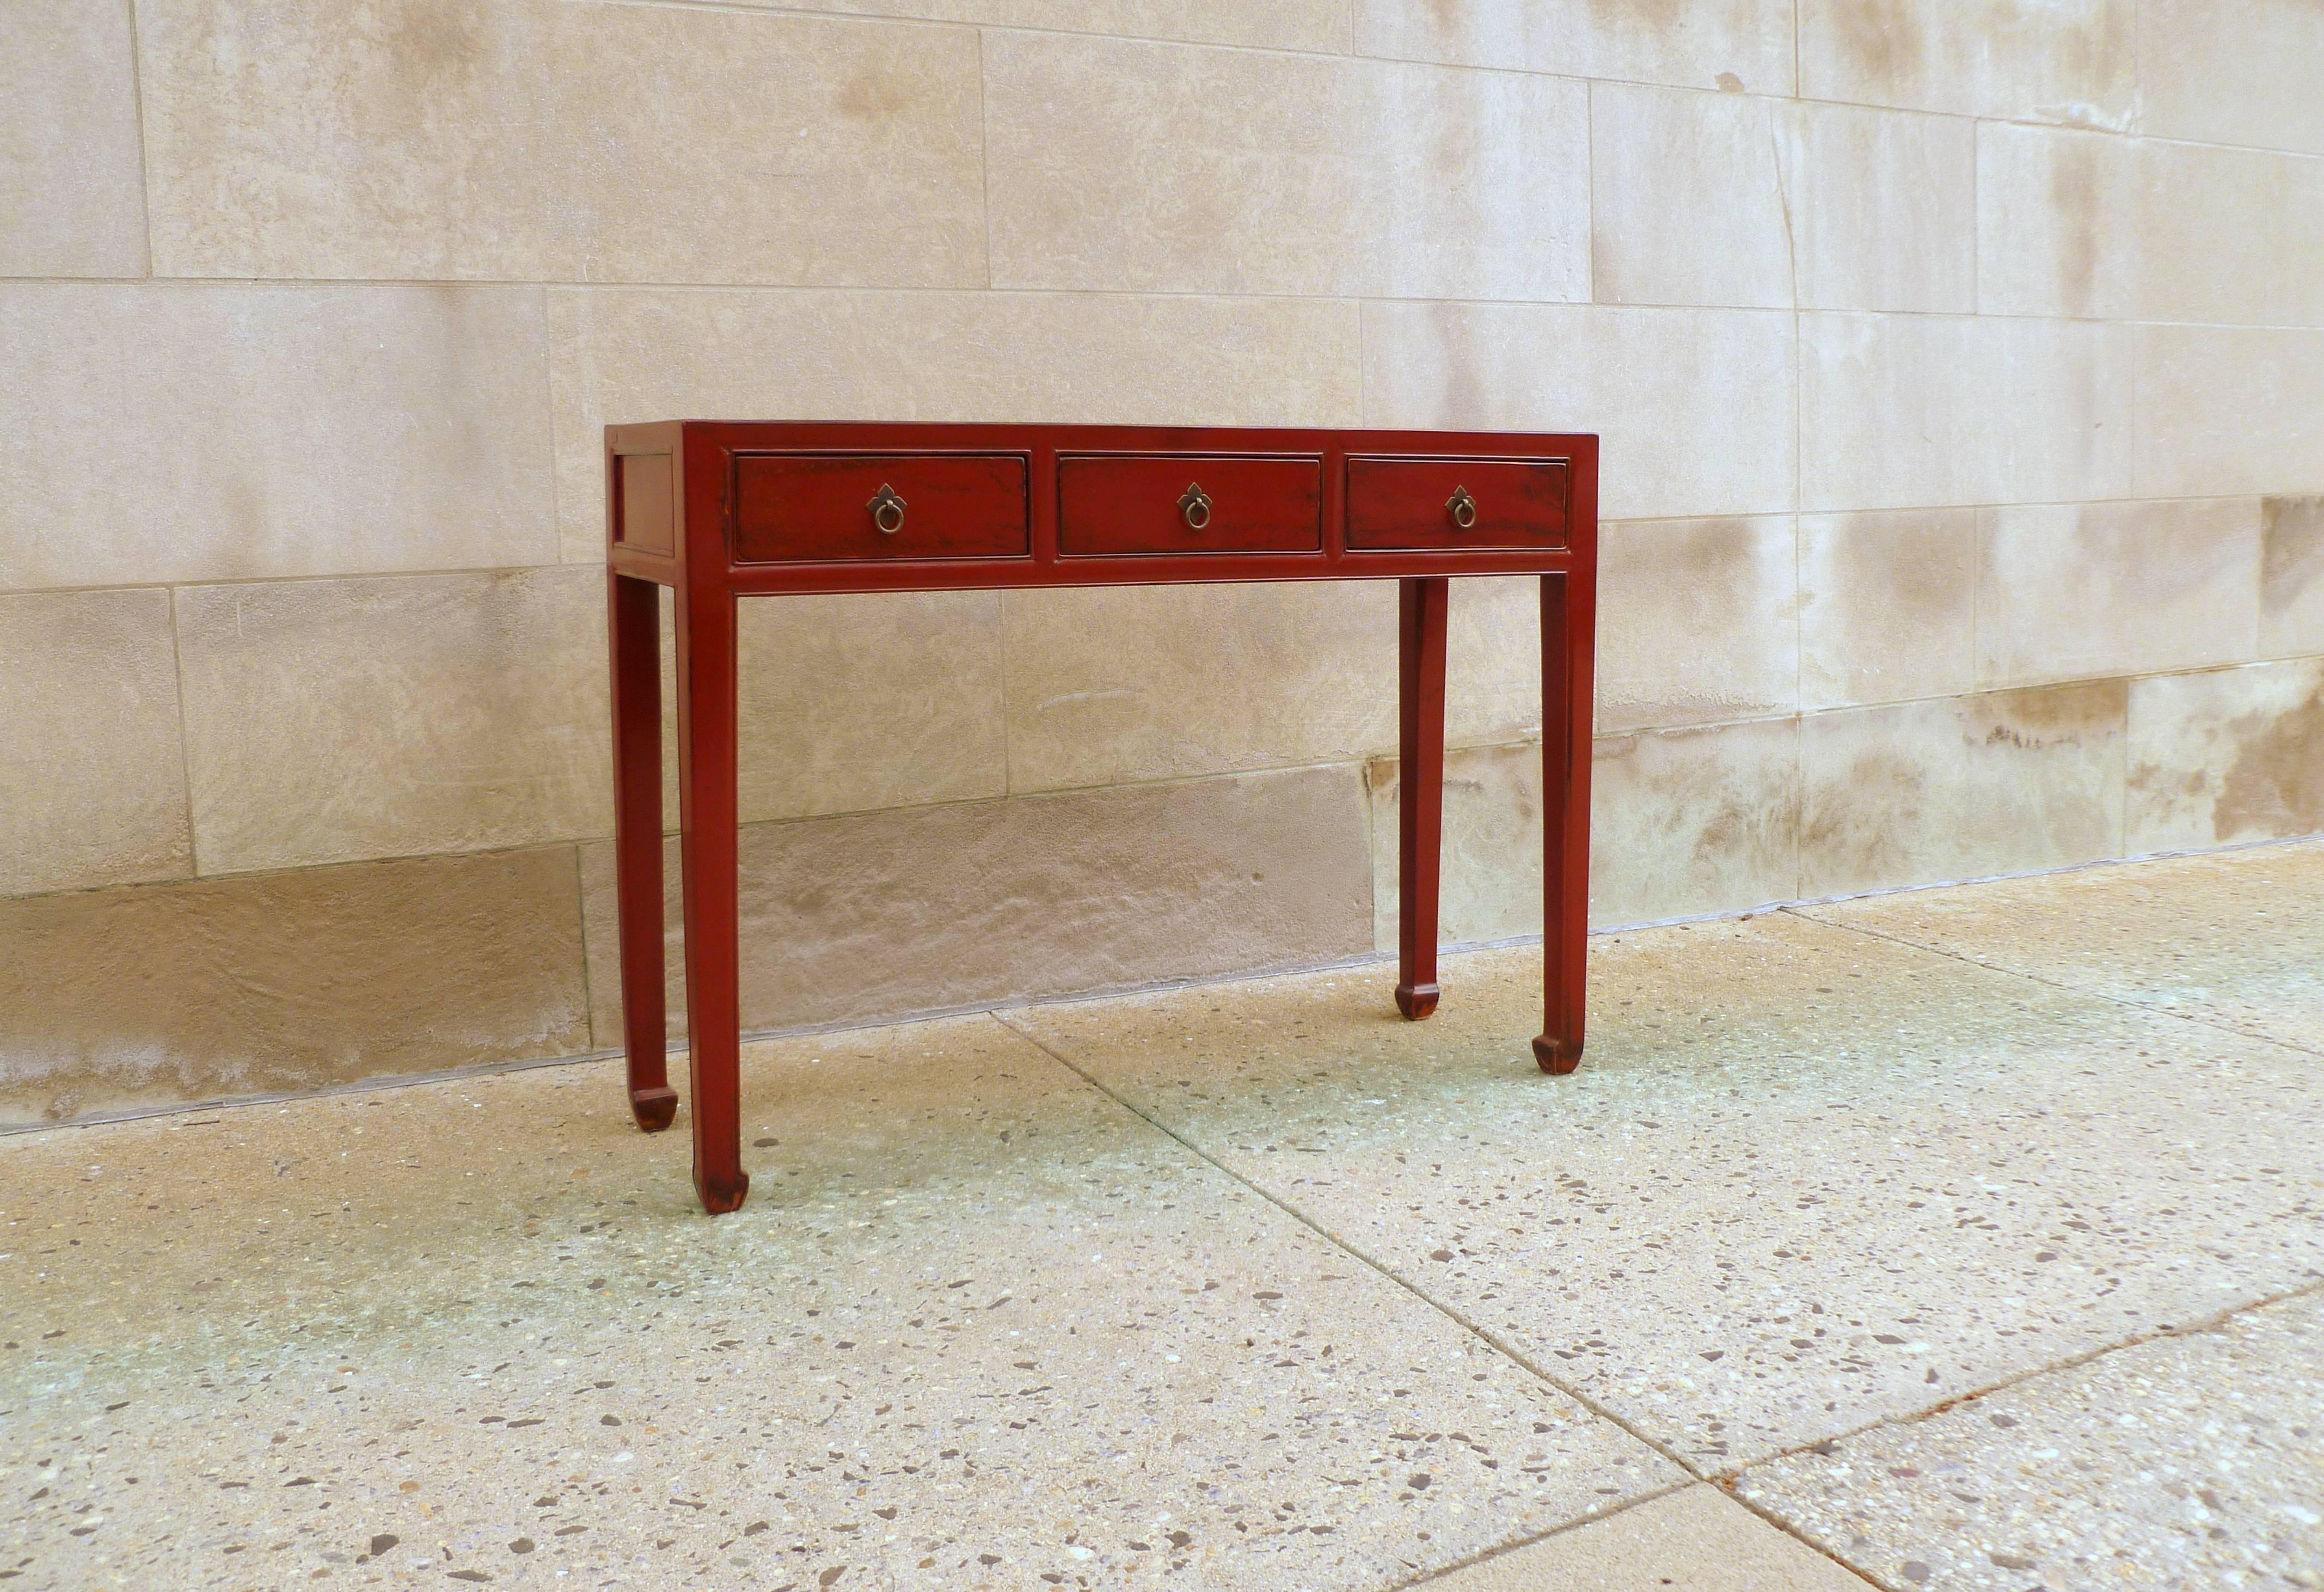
732;454;1029;562
1346;456;1568;551
1059;455;1321;556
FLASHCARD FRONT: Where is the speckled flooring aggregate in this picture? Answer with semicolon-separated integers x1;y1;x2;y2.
3;841;2320;1590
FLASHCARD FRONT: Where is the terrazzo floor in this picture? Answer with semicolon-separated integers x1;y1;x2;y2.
3;841;2320;1591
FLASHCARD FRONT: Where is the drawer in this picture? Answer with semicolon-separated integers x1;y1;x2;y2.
1059;455;1321;556
732;454;1029;562
1346;456;1568;551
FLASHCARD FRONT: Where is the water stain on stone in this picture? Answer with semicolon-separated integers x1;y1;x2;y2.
1829;0;1923;92
1694;790;1790;867
1973;679;2125;747
0;848;588;1125
365;0;502;144
1427;301;1491;427
1863;512;1972;617
837;70;913;123
2043;0;2138;122
2045;136;2104;316
1621;518;1742;605
384;2;485;78
1664;517;1756;580
1599;721;1799;917
2260;495;2324;639
2215;685;2324;842
1802;748;1924;876
1586;0;1695;44
2090;503;2240;614
1804;512;1974;700
1605;518;1796;724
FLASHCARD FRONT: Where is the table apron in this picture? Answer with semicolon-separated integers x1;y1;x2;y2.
606;550;1580;594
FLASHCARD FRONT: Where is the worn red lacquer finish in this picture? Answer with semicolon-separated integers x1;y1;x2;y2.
606;423;1600;1213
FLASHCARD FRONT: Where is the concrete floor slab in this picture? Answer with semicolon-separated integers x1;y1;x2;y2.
1796;840;2324;1057
4;846;2321;1589
1736;1287;2324;1591
0;1016;1674;1591
1002;912;2324;1468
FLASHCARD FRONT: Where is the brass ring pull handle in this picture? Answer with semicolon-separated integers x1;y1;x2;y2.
1446;485;1477;530
867;483;906;535
1178;482;1213;531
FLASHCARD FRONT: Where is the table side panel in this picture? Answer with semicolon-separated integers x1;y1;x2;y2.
616;452;677;556
608;423;686;586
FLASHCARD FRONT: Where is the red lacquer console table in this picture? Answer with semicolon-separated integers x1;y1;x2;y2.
606;423;1598;1214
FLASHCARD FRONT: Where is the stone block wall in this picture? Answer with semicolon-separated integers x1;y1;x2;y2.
4;0;2321;1122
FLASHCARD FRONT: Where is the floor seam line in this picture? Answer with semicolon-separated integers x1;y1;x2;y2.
1702;1485;1894;1590
1713;1277;2324;1587
983;1015;1703;1469
1387;1478;1699;1590
1395;1472;1888;1592
988;1008;1892;1591
1718;1273;2324;1492
1779;907;2324;1062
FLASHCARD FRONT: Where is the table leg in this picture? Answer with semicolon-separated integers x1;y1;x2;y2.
1533;571;1593;1075
609;571;677;1132
675;578;749;1214
1395;576;1449;1021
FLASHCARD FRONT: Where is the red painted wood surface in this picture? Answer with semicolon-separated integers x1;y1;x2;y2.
1395;577;1449;1022
616;453;675;555
1058;454;1321;556
1347;456;1568;550
732;453;1031;563
608;569;675;1132
677;477;748;1215
606;421;1599;1214
1536;569;1595;1076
